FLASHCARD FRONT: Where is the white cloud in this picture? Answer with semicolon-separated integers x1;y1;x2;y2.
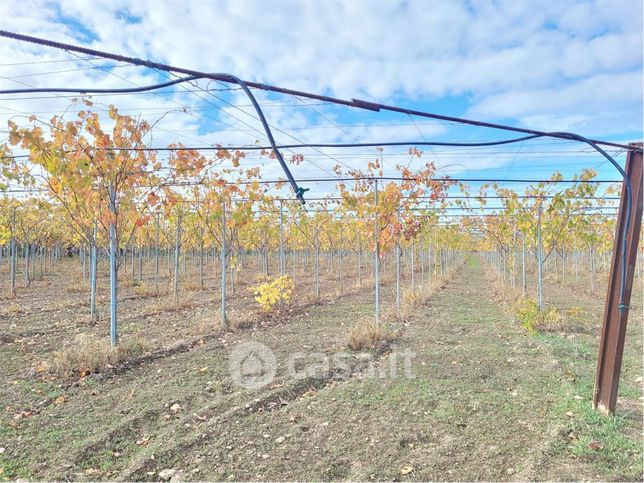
469;71;643;134
0;0;641;186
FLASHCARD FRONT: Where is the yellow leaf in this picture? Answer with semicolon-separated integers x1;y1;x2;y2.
53;395;68;405
399;466;413;475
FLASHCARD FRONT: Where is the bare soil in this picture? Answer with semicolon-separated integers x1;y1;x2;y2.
0;256;641;481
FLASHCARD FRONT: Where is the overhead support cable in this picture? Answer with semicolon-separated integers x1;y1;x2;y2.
0;30;637;152
0;135;630;159
0;51;303;204
0;28;636;315
0;176;623;195
0;75;202;94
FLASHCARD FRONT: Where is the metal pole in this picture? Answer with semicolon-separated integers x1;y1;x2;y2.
137;246;143;281
9;207;16;298
220;201;228;328
24;241;30;287
593;142;643;414
90;221;98;322
315;228;320;302
338;226;343;294
279;200;285;275
428;244;432;289
374;179;380;324
108;183;118;347
536;204;543;311
130;246;134;279
420;236;425;287
412;242;416;290
396;238;401;318
81;246;86;282
521;232;527;297
155;212;160;292
590;243;596;293
199;228;204;290
395;207;401;318
173;213;181;303
357;227;362;288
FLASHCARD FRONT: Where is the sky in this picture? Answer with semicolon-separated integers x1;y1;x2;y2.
0;0;642;200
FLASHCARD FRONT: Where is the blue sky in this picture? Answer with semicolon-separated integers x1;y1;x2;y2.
0;0;642;198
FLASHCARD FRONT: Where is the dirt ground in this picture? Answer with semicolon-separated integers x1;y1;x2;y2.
0;255;642;481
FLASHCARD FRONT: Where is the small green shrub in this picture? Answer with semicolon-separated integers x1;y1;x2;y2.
346;318;397;351
513;297;562;334
250;274;295;314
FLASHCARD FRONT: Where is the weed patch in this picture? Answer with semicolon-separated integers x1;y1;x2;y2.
132;282;157;297
46;334;150;378
512;297;563;333
346;318;397;351
550;388;643;479
2;302;22;315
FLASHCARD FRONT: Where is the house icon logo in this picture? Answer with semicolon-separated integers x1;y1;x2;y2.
229;341;277;389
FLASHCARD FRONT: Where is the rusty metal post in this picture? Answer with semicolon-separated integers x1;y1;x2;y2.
593;142;643;414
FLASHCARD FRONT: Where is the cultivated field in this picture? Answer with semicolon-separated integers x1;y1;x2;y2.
1;4;643;482
1;255;641;481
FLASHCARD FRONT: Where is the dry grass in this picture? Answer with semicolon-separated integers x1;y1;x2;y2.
133;282;158;297
301;292;322;306
566;306;583;318
193;311;242;334
3;301;23;315
182;279;204;291
194;315;221;335
191;309;255;333
511;296;565;333
483;262;572;334
66;285;87;294
143;297;195;316
121;278;142;288
346;318;397;351
47;334;150;378
403;287;424;307
228;314;255;330
401;277;450;310
382;304;415;326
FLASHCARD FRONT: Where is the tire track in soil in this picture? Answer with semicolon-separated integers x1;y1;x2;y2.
117;370;362;481
1;269;378;355
396;261;565;481
142;258;582;481
93;268;463;481
1;271;365;393
38;273;407;481
2;262;461;481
